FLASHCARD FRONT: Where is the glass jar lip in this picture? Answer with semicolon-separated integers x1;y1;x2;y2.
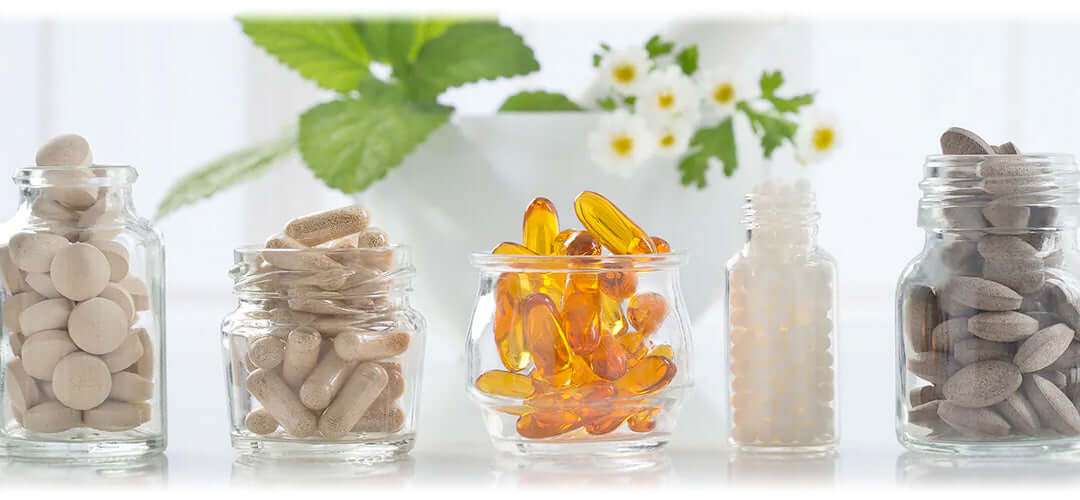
470;252;686;272
13;165;138;187
924;153;1076;164
234;243;408;256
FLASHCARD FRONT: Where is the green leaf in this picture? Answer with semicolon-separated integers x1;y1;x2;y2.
758;69;814;113
645;35;674;58
499;91;583;111
239;19;372;92
356;18;458;75
592;53;602;67
408;21;539;103
596;96;617;111
156;132;297;219
299;93;451;193
737;101;798;158
678;117;737;188
760;70;785;97
675;46;699;75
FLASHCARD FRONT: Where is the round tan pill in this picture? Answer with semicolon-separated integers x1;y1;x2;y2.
20;329;77;380
299;351;358;411
1015;323;1075;373
83;401;151;431
3;290;43;332
50;242;110;301
42;169;98;211
19;297;71;335
334;330;410;362
68;297;129;355
24;272;61;299
0;245;27;294
86;240;129;282
78;196;121;228
318;362;388;439
36;134;92;167
246;368;318;437
6;359;41;413
108;372;154;403
130;328;154;378
31;196;78;223
284;206;370;247
943;360;1022;408
52;352;111;410
98;283;136;324
117;274;150;311
22;401;82;433
9;232;70;273
248;335;286;370
245;408;279;435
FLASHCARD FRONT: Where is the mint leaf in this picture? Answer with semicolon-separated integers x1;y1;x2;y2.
156;132;297;219
500;91;583;111
239;19;372;92
596;96;617;111
645;35;674;58
737;101;798;158
408;22;539;103
675;46;698;75
760;70;784;97
357;18;457;75
299;93;451;193
678;117;737;188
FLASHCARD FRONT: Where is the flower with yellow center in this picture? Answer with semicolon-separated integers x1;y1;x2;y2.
697;69;741;120
653;120;693;158
795;110;840;165
597;47;651;95
587;111;656;176
638;67;700;124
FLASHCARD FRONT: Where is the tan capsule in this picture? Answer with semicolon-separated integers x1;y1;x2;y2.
22;401;82;433
290;268;349;290
248;335;286;370
84;401;151;431
4;290;44;332
334;330;410;362
264;234;342;271
327;234;359;249
50;242;110;301
68;297;128;355
108;372;154;402
19;297;70;335
52;352;112;410
246;368;317;437
9;232;70;273
131;328;154;378
118;275;150;311
0;245;27;294
24;272;61;298
380;362;405;401
285;206;369;247
98;283;136;324
282;327;321;388
352;405;405;434
6;359;41;413
318;362;388;439
299;351;358;411
87;240;130;282
287;297;361;316
20;330;77;380
245;407;279;435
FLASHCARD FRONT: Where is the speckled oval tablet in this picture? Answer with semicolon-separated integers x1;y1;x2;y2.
983;257;1044;294
943;360;1022;408
943;276;1023;311
930;318;972;352
1023;374;1080;435
977;235;1038;260
1050;342;1080;371
908;353;957;385
983;203;1030;229
1015;323;1074;373
937;401;1011;437
52;352;112;410
909;400;941;427
941;127;994;155
68;297;129;355
994;391;1040;435
941;239;981;275
968;311;1038;342
952;337;1015;365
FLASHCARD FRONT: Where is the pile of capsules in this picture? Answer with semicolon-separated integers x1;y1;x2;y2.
234;206;409;440
3;135;155;434
475;191;677;439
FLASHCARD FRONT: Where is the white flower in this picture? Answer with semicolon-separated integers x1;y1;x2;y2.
587;111;656;176
597;47;651;95
638;66;700;124
653;120;694;158
697;69;742;119
795;109;840;165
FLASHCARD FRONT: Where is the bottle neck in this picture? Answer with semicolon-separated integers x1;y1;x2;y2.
742;181;821;252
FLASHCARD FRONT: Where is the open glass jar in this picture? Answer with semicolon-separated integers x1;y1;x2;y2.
0;166;166;460
221;245;424;461
897;154;1080;455
467;253;693;456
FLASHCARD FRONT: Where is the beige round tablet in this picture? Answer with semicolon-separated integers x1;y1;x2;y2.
87;240;129;282
22;401;82;433
109;372;154;403
3;290;43;332
19;297;71;335
118;275;150;311
102;331;144;373
50;242;109;301
9;232;70;273
83;401;150;431
68;297;129;355
20;330;77;380
52;352;111;410
36;134;92;167
24;272;61;298
98;283;135;323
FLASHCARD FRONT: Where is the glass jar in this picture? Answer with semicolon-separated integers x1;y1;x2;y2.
221;245;425;461
897;154;1080;455
724;180;839;453
0;166;166;460
466;253;693;456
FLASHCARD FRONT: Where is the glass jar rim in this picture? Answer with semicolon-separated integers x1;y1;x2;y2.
13;165;138;187
470;252;686;272
234;243;408;257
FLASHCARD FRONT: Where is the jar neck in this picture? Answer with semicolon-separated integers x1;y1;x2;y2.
742;182;821;252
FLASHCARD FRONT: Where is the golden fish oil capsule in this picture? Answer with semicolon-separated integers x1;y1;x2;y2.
522;197;559;255
562;290;601;354
650;236;671;253
599;271;637;301
574;191;656;254
627;292;669;335
494;273;530;371
628;407;659;432
588;334;630;381
476;370;538;399
523;293;574;380
615;355;677;395
516;410;581;439
492;242;536;256
553;229;602;256
600;293;628;337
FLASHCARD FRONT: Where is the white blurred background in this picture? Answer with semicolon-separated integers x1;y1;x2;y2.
2;17;1080;485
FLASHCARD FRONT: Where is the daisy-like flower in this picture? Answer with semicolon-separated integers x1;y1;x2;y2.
653;120;694;158
587;111;656;177
697;69;741;120
795;109;840;165
638;66;700;123
597;47;651;95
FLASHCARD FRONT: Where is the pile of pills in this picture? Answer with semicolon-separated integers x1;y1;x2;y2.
473;192;677;439
234;206;410;439
4;135;154;434
728;179;836;447
904;127;1080;439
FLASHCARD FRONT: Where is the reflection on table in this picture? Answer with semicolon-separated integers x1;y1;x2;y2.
489;451;674;488
231;454;415;487
896;451;1080;485
728;450;838;486
0;453;168;487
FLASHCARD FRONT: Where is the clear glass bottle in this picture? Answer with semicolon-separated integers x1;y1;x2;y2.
725;179;839;453
466;253;693;456
897;154;1080;455
221;245;425;461
0;166;166;460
